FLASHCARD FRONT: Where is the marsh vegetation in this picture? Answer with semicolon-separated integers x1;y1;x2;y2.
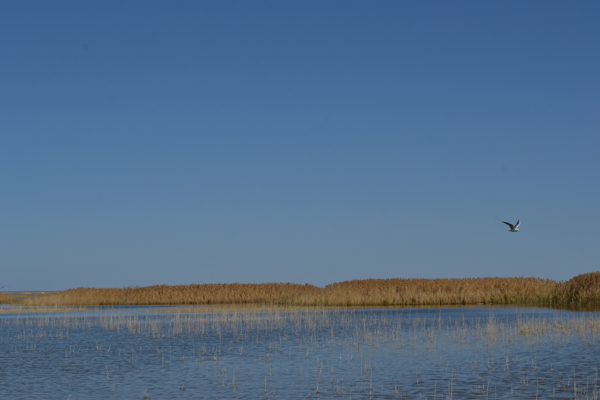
6;272;600;308
4;274;600;397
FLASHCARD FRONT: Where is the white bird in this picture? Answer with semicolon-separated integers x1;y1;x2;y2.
502;220;521;232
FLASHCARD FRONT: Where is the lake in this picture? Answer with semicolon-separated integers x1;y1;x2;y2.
1;305;599;399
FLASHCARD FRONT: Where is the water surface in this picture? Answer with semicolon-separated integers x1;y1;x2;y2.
1;306;599;399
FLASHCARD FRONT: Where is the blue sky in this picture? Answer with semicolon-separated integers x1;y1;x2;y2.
1;1;599;291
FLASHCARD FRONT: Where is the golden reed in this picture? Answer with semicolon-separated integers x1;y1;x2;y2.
7;272;600;307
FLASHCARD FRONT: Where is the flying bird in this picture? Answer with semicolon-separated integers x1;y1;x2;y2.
502;220;521;232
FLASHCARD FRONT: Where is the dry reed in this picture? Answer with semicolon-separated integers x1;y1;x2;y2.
554;271;600;304
297;277;558;306
11;272;600;307
18;283;319;307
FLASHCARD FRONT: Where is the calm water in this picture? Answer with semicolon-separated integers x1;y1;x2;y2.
2;306;600;399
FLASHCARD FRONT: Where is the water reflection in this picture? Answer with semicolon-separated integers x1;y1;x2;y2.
1;306;599;399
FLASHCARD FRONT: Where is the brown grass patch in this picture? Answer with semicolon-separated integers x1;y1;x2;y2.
297;277;558;306
556;271;600;304
19;283;320;307
13;272;600;307
12;277;560;307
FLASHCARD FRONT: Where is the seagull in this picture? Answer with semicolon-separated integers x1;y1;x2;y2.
502;220;521;232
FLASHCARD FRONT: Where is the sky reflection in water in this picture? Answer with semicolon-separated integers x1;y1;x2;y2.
1;306;600;399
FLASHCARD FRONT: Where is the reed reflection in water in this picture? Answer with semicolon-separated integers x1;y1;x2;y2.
1;306;600;399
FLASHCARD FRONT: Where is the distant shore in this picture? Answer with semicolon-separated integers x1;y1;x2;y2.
3;272;600;308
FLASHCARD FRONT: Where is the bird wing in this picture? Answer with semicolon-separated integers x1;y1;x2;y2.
514;220;521;228
502;221;514;229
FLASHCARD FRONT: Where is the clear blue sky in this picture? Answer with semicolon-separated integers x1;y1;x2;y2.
1;1;599;291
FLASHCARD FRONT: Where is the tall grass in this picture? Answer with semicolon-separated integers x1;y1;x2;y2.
18;283;319;307
556;271;600;304
9;272;600;307
298;277;558;306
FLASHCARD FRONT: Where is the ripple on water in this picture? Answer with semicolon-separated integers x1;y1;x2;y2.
1;305;599;399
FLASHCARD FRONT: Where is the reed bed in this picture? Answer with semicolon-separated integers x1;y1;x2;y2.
297;277;558;306
6;306;600;344
8;272;600;307
15;283;319;307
